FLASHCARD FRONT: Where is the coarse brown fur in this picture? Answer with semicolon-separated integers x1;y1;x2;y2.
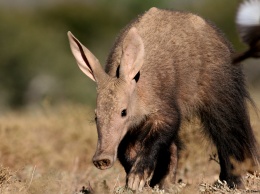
68;7;259;191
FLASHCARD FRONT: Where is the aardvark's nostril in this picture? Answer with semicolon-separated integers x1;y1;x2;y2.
93;159;111;170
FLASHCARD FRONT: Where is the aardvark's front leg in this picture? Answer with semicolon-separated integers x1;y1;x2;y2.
126;117;180;191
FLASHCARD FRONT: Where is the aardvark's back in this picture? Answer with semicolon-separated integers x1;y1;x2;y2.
106;7;234;116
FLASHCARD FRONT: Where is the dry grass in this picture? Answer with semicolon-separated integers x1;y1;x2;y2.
0;93;259;194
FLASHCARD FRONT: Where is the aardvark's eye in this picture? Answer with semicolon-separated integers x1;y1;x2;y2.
121;109;127;117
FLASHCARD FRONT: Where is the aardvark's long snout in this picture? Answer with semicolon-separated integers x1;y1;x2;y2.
92;125;127;170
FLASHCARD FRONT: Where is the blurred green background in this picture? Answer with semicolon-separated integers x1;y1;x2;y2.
0;0;259;110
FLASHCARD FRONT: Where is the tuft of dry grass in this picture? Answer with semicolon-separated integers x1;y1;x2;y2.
0;93;259;193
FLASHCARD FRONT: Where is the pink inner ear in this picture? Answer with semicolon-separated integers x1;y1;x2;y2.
68;32;95;81
68;31;111;83
73;36;93;74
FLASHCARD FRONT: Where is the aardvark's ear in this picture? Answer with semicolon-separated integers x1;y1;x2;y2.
67;31;108;83
119;27;144;81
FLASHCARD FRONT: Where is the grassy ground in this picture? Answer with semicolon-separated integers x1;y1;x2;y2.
0;93;259;194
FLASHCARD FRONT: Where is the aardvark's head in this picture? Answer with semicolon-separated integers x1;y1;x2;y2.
67;27;144;169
